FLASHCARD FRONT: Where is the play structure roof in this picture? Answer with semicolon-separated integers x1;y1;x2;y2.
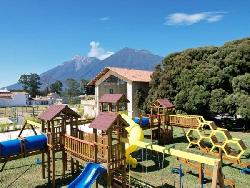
38;105;81;121
99;94;129;103
88;67;153;86
89;112;119;131
154;98;175;108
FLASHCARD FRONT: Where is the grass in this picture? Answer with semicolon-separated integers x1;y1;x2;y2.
0;127;249;188
0;106;48;118
130;128;250;187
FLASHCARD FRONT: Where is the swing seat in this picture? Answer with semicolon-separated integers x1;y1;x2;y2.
240;168;250;174
171;167;183;176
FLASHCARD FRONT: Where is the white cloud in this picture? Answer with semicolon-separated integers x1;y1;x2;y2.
165;12;225;26
88;41;114;60
99;17;110;21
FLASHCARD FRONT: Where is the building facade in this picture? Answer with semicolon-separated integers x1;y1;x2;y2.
0;89;29;107
88;67;152;118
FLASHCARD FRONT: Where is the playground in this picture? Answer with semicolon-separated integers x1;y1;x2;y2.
0;129;249;187
0;95;249;188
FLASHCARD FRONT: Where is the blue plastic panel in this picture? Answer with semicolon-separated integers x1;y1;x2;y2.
24;134;47;152
0;139;22;157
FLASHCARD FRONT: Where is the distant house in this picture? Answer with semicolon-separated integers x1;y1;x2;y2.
47;93;61;104
29;96;49;105
88;67;153;118
0;89;29;107
29;93;61;106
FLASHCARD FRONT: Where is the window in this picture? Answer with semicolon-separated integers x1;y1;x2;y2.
109;89;113;94
103;75;126;85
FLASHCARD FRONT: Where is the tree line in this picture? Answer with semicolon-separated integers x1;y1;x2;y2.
18;74;92;99
144;37;250;123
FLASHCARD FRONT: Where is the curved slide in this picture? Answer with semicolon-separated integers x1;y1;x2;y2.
68;162;106;188
121;114;144;168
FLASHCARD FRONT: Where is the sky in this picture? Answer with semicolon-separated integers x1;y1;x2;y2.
0;0;250;87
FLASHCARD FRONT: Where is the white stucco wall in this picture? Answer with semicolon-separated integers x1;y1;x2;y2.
127;82;133;118
95;85;99;115
0;93;28;107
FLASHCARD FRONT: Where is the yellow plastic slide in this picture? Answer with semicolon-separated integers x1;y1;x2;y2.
121;114;144;168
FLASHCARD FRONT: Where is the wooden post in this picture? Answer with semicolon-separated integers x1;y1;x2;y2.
115;103;118;112
219;148;223;163
71;157;75;174
119;120;127;188
62;118;66;178
198;163;202;185
42;152;45;179
211;161;224;188
107;103;110;112
52;150;56;187
100;103;103;112
62;151;66;178
76;160;80;172
47;150;51;183
107;130;112;188
94;128;98;188
51;120;56;188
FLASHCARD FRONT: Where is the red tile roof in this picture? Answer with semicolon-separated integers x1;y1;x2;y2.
157;99;175;108
99;94;129;103
88;67;153;86
31;97;48;101
38;104;80;121
0;92;12;99
89;112;118;131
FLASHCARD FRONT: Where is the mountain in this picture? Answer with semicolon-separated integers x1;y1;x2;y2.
7;48;163;90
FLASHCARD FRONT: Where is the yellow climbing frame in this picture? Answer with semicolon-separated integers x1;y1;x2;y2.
121;138;219;166
169;114;247;160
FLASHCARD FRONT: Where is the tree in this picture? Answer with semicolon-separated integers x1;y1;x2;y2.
185;85;210;115
79;79;89;94
50;80;63;94
236;93;250;120
134;89;146;113
18;74;29;91
65;78;80;97
232;73;250;94
145;37;250;122
18;73;41;97
209;89;227;115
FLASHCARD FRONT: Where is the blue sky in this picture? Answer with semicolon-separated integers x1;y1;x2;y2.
0;0;250;87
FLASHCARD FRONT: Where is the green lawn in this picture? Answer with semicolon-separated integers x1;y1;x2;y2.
0;128;249;188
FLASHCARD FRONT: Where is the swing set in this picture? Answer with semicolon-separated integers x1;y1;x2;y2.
124;140;235;188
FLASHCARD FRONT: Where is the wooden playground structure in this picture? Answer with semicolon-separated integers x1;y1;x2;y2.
134;98;249;169
1;95;247;187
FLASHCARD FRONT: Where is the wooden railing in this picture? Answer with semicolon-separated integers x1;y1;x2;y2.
169;115;201;128
109;143;125;170
63;132;123;166
64;134;96;161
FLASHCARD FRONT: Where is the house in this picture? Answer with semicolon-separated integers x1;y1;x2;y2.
88;67;153;118
47;93;61;104
29;93;61;106
0;89;29;107
29;96;49;105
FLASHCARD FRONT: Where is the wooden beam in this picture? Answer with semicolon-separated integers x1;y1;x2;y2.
211;161;224;188
121;139;219;166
